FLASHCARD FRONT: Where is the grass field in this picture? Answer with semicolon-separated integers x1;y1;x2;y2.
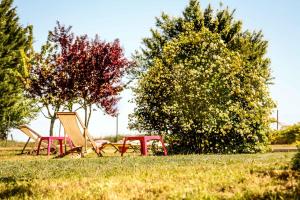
0;144;299;200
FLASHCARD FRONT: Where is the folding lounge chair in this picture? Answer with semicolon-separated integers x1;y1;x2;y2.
98;142;139;154
18;125;56;154
93;139;139;154
56;112;101;157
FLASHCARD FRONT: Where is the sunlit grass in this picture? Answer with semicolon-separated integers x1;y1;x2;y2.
0;145;299;199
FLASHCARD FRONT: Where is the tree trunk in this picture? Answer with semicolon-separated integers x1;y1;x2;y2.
83;103;88;153
86;104;92;128
49;117;56;136
84;104;88;128
46;105;58;137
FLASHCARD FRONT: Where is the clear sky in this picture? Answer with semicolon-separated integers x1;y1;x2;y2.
11;0;300;141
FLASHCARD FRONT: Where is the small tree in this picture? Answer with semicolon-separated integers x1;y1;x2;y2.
130;0;274;153
29;22;130;134
0;0;36;139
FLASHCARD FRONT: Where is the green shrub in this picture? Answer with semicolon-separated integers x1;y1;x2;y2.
130;1;274;154
291;144;300;171
269;123;300;144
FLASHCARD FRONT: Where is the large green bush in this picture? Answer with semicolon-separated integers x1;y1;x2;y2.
130;0;274;153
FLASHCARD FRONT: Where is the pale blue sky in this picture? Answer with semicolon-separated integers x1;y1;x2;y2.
11;0;300;141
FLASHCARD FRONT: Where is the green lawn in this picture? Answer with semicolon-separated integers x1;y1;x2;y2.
0;146;299;200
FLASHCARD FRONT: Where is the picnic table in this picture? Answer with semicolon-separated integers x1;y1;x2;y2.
121;135;167;156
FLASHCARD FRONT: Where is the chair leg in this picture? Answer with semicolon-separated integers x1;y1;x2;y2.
121;139;127;156
106;143;119;153
31;139;40;154
67;138;73;149
21;137;31;154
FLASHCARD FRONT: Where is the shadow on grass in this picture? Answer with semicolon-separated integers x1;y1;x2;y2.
0;177;33;199
0;177;16;184
0;185;33;199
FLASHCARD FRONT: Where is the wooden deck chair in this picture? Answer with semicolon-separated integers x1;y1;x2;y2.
56;112;101;157
94;139;139;154
18;125;56;154
98;143;139;154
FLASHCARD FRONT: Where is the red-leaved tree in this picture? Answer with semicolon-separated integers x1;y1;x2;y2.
29;22;130;135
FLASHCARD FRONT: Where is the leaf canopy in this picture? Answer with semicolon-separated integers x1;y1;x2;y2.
130;0;275;153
